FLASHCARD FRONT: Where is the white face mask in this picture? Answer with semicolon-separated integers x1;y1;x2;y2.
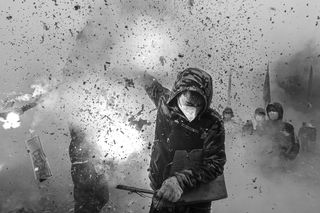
177;95;203;122
268;111;279;120
255;115;265;122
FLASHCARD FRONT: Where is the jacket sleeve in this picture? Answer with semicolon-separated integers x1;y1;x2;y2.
174;120;226;190
144;78;170;108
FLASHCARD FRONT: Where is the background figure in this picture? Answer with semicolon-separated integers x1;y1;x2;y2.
222;107;234;122
222;107;243;134
242;107;267;136
265;102;299;161
298;122;317;153
69;125;109;213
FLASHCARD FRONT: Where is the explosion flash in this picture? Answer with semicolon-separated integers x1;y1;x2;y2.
0;112;21;129
95;120;145;162
0;82;57;130
0;101;40;129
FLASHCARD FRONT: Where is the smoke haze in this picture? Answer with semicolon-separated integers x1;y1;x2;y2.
1;0;320;212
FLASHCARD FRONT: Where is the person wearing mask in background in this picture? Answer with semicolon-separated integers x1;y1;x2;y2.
242;107;267;136
222;107;234;122
265;102;300;161
222;107;243;134
139;68;226;213
298;122;317;153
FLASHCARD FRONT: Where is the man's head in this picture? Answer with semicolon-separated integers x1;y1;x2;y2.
254;107;266;122
267;110;279;121
222;107;234;121
167;68;213;115
266;102;284;121
177;90;205;122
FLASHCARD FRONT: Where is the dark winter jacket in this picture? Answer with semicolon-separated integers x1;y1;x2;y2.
265;102;299;160
144;68;226;191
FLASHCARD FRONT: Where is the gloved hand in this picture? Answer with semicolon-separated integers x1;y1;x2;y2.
156;176;183;202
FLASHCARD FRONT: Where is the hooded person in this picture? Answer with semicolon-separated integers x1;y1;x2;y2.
222;107;243;134
140;68;226;213
222;107;234;122
265;102;299;161
298;122;317;153
242;107;267;136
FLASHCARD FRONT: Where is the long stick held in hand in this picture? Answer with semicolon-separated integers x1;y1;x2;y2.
116;184;154;194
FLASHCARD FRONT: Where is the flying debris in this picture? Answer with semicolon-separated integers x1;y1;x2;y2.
25;136;52;182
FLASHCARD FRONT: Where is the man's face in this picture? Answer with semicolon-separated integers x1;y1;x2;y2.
255;114;265;123
268;111;279;120
177;93;203;122
223;113;232;121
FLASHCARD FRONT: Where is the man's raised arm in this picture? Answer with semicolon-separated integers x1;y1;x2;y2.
137;72;170;107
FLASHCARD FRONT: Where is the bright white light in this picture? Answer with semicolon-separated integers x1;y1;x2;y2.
16;94;32;102
2;112;21;129
95;121;144;162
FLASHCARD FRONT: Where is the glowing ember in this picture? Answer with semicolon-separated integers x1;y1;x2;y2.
1;112;21;129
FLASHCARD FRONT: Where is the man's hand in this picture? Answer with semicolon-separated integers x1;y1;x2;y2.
156;176;183;202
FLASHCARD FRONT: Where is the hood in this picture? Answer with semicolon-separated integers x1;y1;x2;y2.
266;102;284;120
167;67;213;115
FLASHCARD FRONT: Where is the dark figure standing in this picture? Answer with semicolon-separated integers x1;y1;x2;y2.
265;102;299;161
69;125;109;213
140;68;226;213
298;122;317;153
222;107;234;122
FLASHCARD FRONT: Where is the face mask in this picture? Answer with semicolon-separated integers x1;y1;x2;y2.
268;111;279;120
177;95;202;122
255;115;265;122
223;113;232;121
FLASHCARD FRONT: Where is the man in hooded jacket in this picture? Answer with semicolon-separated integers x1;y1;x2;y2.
265;102;299;160
222;107;234;122
140;68;226;213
